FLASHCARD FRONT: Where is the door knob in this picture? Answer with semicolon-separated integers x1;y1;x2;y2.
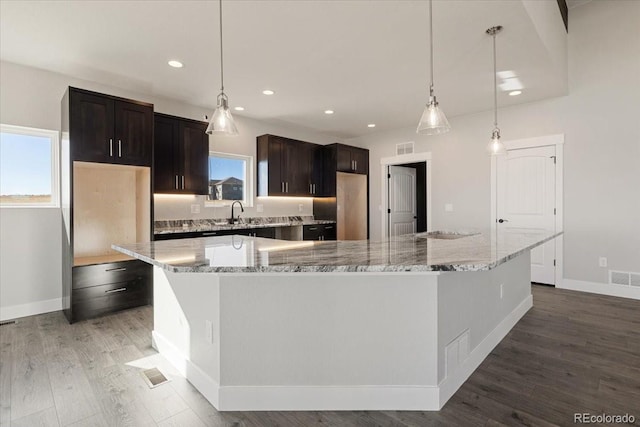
498;219;509;223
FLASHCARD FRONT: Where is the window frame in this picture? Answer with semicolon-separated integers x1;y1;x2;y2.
205;151;254;208
0;124;60;208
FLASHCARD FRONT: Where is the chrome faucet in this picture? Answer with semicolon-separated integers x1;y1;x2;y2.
230;201;244;224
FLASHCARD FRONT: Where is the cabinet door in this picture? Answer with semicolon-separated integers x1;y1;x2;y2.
309;144;324;196
322;224;336;240
336;145;353;172
286;141;310;195
114;101;153;166
303;225;321;240
351;148;369;175
70;90;114;162
181;121;209;194
153;115;179;192
267;138;285;195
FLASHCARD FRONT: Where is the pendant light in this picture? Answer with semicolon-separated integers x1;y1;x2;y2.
486;26;505;155
417;0;450;135
206;0;238;135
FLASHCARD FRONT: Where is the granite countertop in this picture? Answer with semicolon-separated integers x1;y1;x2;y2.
154;216;336;235
113;229;562;273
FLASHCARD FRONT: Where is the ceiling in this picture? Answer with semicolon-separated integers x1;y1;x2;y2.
0;1;568;139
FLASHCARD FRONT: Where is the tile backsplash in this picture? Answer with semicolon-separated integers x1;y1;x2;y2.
153;194;314;221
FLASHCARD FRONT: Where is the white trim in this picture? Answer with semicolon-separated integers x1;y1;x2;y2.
152;296;531;412
205;151;254;208
380;152;432;239
0;124;60;208
152;330;221;407
0;297;62;321
559;279;640;300
491;134;564;286
437;294;532;407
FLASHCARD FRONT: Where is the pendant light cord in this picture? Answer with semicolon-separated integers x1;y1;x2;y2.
492;32;498;129
219;0;225;93
429;0;434;96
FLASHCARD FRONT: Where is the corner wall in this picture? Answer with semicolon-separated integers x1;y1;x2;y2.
346;0;640;287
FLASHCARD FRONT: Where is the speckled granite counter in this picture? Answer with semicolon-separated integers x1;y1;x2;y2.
154;216;335;235
113;229;561;273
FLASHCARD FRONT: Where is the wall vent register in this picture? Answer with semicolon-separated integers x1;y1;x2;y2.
609;270;640;287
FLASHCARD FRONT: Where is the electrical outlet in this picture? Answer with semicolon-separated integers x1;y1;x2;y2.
500;284;504;299
205;320;213;344
191;204;200;214
257;204;264;213
445;204;453;212
298;204;304;212
599;257;608;268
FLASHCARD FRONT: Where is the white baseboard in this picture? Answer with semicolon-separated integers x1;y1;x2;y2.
0;297;62;321
152;331;220;408
152;297;533;412
437;294;533;408
559;279;640;300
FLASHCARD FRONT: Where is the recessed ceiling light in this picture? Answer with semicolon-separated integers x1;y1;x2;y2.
168;60;183;68
234;106;245;111
324;110;334;115
262;90;275;95
509;90;522;96
367;124;376;128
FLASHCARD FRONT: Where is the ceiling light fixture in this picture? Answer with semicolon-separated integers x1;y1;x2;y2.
324;110;334;115
417;0;450;135
367;124;376;128
234;106;245;111
262;90;275;95
487;26;506;156
509;90;522;96
206;0;238;136
168;60;183;68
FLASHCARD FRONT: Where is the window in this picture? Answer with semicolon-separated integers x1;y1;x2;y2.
206;152;253;206
0;124;59;207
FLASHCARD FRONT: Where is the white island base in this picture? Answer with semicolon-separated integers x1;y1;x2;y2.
151;252;532;412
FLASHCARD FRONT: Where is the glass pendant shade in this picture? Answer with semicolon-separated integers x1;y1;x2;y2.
487;129;506;156
206;93;238;136
417;96;451;135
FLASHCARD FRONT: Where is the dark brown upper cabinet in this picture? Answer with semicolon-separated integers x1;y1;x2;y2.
336;144;368;175
257;134;320;197
153;113;209;194
70;88;152;166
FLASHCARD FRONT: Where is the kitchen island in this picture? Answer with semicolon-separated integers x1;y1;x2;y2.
113;229;560;411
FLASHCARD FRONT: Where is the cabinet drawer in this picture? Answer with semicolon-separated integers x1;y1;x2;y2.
73;260;152;289
72;278;149;320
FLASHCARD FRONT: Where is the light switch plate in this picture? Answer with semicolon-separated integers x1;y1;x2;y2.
298;204;304;212
191;204;200;214
257;204;264;213
445;204;453;212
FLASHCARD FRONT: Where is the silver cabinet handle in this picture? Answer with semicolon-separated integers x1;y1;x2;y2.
105;267;127;272
175;175;179;189
181;175;185;190
285;182;288;193
109;139;113;156
310;184;312;194
313;184;316;194
118;140;122;157
325;226;334;229
308;227;317;231
105;287;127;294
202;232;218;236
281;182;284;193
355;160;357;170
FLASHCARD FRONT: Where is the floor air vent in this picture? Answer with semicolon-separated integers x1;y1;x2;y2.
141;367;170;388
609;270;640;287
0;320;16;327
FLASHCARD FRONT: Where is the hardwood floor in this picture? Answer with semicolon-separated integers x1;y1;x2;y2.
1;285;638;426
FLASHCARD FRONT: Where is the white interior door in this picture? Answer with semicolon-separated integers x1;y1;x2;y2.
388;165;416;237
497;145;556;284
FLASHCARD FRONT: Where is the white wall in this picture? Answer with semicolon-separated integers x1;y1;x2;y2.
0;60;337;317
347;0;640;286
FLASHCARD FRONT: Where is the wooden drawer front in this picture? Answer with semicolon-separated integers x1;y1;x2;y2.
72;278;149;321
73;260;151;289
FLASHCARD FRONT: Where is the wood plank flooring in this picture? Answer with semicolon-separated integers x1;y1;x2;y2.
0;284;638;426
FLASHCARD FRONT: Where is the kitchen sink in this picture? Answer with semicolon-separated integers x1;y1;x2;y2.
415;231;479;240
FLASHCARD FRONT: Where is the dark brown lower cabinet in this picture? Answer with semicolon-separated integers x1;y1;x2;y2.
303;224;336;241
70;260;151;322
